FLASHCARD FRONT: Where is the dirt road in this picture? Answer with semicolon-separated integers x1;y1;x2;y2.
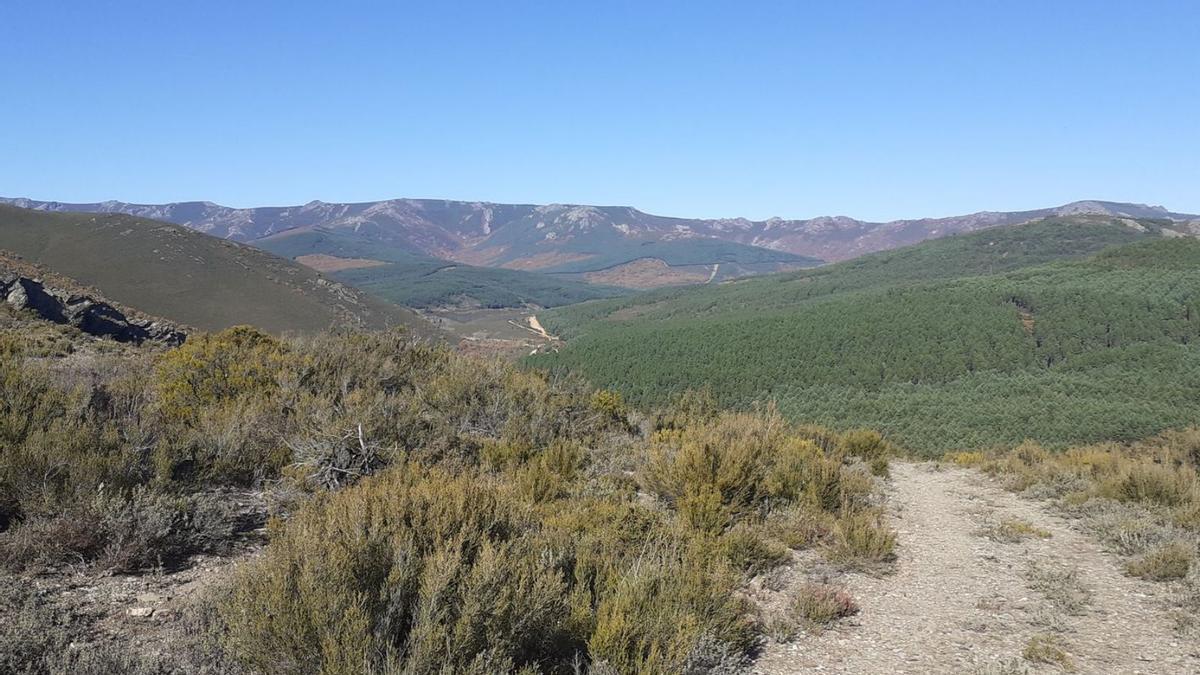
755;462;1199;674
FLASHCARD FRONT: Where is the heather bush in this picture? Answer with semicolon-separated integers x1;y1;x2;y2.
0;325;895;671
219;464;756;674
791;583;860;626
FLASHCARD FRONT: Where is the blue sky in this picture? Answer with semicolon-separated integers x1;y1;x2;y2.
2;1;1197;221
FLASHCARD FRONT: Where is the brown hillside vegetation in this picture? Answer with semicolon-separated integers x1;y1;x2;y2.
583;258;712;289
293;253;389;272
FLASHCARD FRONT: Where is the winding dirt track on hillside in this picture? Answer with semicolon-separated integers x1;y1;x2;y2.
754;463;1200;674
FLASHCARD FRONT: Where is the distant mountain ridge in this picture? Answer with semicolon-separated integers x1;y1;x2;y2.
3;196;1197;265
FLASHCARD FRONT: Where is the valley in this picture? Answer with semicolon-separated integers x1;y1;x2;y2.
5;199;1200;673
6;4;1199;672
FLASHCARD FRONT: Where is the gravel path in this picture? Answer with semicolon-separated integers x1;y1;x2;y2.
754;462;1200;674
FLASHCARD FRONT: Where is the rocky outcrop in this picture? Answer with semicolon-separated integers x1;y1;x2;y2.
1;273;186;346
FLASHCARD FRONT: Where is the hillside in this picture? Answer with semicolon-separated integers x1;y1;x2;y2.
3;196;1195;269
255;228;629;308
0;205;434;336
529;217;1200;453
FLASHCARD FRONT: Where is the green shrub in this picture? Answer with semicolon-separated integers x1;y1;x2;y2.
720;524;790;576
155;326;287;424
586;544;753;674
825;509;897;569
219;465;572;674
219;463;757;674
839;429;891;476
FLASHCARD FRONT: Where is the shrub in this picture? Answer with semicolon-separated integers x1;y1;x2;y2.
219;463;757;674
587;548;754;673
219;465;573;674
1;488;238;572
825;509;897;569
945;451;986;466
1024;563;1091;616
590;389;630;426
839;429;891;476
1105;463;1196;507
720;524;790;576
642;411;883;531
642;413;781;524
1125;541;1194;581
791;583;859;626
1023;633;1074;671
154;326;287;425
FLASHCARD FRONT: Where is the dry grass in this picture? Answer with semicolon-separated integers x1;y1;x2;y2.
1023;633;1074;671
982;518;1052;543
952;430;1200;606
293;253;388;272
1125;541;1194;581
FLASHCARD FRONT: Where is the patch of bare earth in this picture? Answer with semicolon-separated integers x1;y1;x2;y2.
497;250;593;270
754;462;1200;674
583;258;710;289
294;253;389;272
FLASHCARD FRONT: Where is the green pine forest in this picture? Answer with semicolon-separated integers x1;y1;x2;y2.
528;217;1200;454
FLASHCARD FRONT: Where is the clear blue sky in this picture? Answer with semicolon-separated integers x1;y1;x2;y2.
2;1;1197;221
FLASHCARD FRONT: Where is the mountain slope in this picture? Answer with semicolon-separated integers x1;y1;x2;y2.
528;217;1200;453
255;228;629;308
4;196;1195;266
0;205;435;336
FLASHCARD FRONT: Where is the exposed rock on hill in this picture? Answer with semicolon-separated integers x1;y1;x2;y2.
1;272;186;346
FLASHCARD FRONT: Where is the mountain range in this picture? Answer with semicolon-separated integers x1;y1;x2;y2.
6;197;1196;269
